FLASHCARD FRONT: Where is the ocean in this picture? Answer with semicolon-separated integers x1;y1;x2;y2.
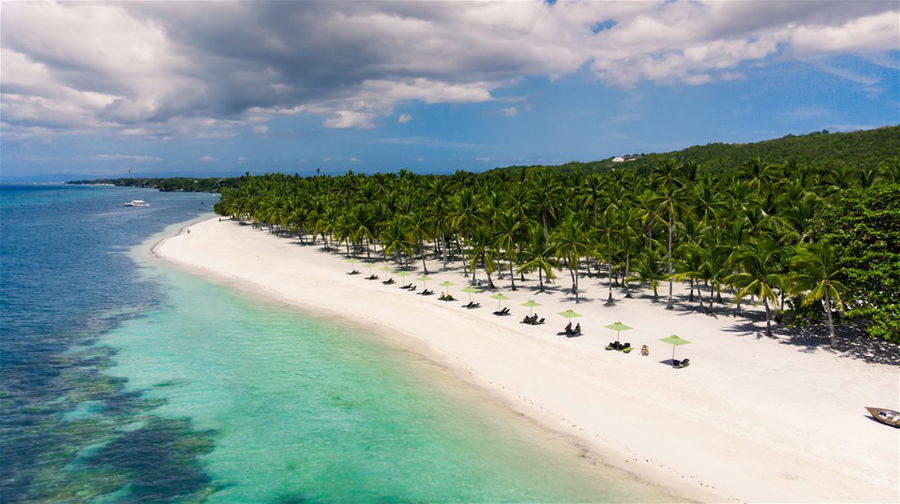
1;184;668;503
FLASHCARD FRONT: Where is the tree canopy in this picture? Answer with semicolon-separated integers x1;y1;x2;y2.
212;157;899;345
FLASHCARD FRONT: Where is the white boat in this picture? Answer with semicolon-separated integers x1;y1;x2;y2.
123;200;150;207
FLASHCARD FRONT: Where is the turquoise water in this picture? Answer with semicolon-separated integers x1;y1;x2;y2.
2;184;673;502
107;263;668;502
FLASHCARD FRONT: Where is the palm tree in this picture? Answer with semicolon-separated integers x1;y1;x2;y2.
468;224;498;288
727;239;785;337
789;242;847;347
597;209;618;303
628;249;667;300
550;214;594;303
652;181;688;310
493;210;523;290
405;208;434;273
518;225;557;293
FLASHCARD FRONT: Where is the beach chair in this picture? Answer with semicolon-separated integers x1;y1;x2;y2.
621;342;632;353
673;358;691;368
382;278;395;285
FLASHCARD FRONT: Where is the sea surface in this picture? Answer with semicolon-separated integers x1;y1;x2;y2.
1;184;670;503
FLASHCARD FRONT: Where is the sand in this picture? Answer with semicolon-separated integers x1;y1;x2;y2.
154;217;899;503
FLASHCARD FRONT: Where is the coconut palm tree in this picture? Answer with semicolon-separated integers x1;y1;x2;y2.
628;249;667;300
518;225;557;294
550;214;594;303
493;210;523;290
789;242;847;347
727;239;785;337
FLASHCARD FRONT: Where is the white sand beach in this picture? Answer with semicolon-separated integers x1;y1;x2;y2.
154;217;899;503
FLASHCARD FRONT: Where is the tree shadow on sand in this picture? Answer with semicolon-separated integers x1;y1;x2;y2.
722;318;900;365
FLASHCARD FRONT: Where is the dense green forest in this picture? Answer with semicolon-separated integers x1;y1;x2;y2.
495;125;900;175
213;157;900;344
67;177;241;193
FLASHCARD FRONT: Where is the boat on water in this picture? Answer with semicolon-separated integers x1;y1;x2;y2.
866;407;900;427
123;200;150;207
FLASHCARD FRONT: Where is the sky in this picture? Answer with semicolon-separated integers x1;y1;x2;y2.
1;0;898;180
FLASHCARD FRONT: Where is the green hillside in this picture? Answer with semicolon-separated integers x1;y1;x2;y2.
494;125;899;175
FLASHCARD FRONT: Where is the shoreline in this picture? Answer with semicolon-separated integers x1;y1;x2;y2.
152;217;899;503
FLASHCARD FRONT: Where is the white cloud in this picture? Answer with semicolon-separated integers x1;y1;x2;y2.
253;124;269;134
198;155;217;162
95;154;161;162
397;113;412;123
500;106;519;117
1;0;896;138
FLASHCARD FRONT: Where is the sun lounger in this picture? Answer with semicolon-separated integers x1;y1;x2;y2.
673;358;691;368
365;274;379;280
382;278;395;285
347;269;361;275
418;289;434;296
621;342;632;353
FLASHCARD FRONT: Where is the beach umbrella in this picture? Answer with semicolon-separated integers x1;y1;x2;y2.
490;292;511;310
440;280;455;296
381;266;393;273
396;271;411;278
461;286;481;303
557;309;582;319
659;334;691;363
604;321;633;343
520;299;541;315
418;275;432;289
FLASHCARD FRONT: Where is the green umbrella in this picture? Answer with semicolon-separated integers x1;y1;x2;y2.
381;266;393;273
558;309;582;319
520;299;541;315
348;258;360;264
461;285;481;303
604;321;633;343
490;292;511;310
659;334;691;363
418;275;432;289
396;271;411;278
440;280;455;295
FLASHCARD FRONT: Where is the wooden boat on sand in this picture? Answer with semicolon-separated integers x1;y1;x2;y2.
866;407;900;427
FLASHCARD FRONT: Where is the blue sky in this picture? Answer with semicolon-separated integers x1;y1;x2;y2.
2;1;898;180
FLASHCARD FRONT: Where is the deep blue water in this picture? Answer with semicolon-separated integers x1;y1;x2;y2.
1;184;215;502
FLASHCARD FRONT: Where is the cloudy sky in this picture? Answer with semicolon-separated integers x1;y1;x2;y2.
2;0;898;179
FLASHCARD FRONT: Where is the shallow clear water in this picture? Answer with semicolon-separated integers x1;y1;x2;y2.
2;184;671;502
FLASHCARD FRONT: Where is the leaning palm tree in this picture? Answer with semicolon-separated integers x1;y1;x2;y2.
789;242;847;347
727;239;785;337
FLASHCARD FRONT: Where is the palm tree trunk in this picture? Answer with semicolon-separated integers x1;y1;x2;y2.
764;298;773;337
666;212;674;310
824;291;836;347
538;268;545;292
607;251;614;303
508;260;517;291
624;250;632;298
